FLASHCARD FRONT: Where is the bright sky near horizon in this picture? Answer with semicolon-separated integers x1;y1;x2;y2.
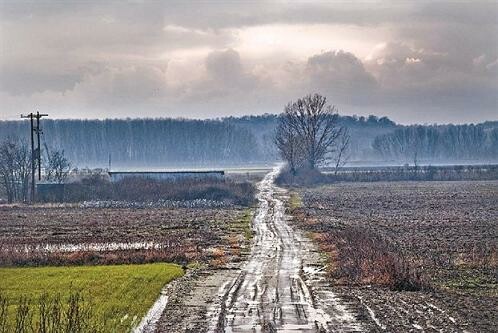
0;0;497;124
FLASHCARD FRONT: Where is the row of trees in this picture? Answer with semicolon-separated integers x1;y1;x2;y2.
1;100;496;181
0;137;70;203
0;119;261;168
373;125;498;164
0;114;402;168
4;114;494;169
275;94;350;174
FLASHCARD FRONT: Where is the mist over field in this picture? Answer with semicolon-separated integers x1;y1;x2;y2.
1;115;497;169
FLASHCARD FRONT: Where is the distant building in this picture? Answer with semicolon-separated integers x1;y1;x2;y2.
108;170;225;182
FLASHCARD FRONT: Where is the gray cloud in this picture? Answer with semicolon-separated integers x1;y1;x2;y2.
304;51;378;103
364;41;497;119
70;65;170;108
205;49;251;87
0;0;496;123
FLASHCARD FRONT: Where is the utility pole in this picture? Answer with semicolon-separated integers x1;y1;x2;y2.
35;111;48;180
20;112;48;202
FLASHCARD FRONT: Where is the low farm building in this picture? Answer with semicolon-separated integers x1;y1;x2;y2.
108;170;225;182
36;182;65;202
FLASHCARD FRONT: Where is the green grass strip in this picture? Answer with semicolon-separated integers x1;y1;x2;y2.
0;263;183;332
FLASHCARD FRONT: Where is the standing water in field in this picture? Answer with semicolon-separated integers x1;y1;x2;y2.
206;167;362;332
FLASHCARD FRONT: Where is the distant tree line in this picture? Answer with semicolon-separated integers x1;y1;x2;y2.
0;116;496;169
0;119;261;168
373;124;498;164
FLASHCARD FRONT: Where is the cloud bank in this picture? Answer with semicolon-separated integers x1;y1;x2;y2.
0;1;496;123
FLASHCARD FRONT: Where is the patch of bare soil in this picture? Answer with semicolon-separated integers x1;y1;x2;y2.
156;265;242;333
293;180;498;332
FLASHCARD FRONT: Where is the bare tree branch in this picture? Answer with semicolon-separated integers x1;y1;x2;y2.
0;138;31;203
44;148;71;184
333;127;351;175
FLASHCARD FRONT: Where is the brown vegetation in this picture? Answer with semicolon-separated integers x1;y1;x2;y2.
41;175;256;206
309;227;429;291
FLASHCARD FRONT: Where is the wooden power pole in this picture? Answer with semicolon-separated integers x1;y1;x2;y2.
21;112;48;202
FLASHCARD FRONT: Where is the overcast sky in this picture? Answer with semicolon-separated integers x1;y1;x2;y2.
0;1;497;124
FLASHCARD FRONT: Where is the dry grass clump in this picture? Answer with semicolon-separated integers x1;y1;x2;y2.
0;245;198;268
311;227;429;291
208;247;228;267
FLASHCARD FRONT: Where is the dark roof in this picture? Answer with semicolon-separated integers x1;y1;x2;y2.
108;170;224;175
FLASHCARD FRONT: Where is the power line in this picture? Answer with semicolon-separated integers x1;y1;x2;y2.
20;111;48;202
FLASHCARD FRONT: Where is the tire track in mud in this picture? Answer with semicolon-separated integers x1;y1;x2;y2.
206;167;362;333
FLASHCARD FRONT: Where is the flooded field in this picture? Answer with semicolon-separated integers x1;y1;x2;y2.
0;206;252;267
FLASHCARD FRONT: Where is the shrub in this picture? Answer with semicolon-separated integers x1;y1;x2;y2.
275;167;327;186
41;176;256;206
315;227;430;291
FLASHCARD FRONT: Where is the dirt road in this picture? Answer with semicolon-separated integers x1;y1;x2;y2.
156;168;470;332
204;168;362;332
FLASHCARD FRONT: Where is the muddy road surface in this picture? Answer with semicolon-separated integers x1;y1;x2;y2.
205;168;362;332
157;168;362;332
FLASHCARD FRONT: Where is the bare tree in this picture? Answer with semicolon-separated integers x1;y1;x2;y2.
277;94;342;170
44;148;71;183
275;117;304;174
333;127;351;175
0;138;31;203
0;139;17;202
